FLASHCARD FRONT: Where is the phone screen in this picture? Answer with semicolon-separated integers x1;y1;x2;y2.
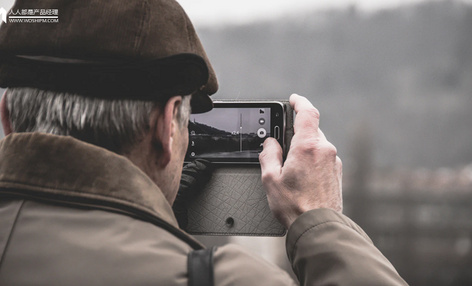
186;101;284;163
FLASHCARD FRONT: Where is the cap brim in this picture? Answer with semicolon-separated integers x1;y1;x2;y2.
0;53;212;105
191;91;213;114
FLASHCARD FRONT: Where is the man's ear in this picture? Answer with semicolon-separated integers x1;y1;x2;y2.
153;96;183;168
0;91;12;136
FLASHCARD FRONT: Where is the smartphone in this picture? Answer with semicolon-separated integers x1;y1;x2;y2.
185;101;286;164
185;101;293;236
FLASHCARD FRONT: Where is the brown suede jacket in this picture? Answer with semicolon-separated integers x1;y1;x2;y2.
0;133;407;285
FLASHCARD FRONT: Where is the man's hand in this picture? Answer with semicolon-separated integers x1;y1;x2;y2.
259;94;343;229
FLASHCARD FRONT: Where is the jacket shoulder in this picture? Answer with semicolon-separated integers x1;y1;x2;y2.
0;199;191;286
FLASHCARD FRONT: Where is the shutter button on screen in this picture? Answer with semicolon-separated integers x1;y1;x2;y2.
257;128;267;138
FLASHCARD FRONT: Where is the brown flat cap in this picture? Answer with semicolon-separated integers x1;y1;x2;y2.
0;0;218;113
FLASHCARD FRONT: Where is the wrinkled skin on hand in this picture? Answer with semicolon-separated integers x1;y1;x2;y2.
259;94;343;229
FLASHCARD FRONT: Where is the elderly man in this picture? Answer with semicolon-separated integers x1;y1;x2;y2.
0;0;407;285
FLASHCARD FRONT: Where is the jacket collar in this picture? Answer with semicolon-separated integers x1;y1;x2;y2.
0;132;180;228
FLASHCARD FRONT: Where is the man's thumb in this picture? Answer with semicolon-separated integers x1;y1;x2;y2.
259;137;283;180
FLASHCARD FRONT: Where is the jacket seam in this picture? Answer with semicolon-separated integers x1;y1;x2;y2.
0;187;205;250
0;179;157;215
0;200;25;268
290;220;368;260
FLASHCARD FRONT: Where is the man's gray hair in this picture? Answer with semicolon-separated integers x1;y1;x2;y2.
5;87;191;153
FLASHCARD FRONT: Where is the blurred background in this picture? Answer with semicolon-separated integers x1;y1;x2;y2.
1;0;472;284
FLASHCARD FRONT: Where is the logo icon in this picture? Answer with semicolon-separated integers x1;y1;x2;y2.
2;8;59;24
0;7;7;23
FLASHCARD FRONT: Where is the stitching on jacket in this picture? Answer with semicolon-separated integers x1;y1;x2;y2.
290;220;368;260
0;200;25;268
0;179;156;214
0;187;205;250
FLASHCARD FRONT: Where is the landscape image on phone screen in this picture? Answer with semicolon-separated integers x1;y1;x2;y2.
187;108;271;162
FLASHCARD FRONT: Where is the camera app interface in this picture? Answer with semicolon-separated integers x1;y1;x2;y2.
187;107;271;161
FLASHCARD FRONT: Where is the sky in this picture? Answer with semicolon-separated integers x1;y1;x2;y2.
177;0;472;26
1;0;471;26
